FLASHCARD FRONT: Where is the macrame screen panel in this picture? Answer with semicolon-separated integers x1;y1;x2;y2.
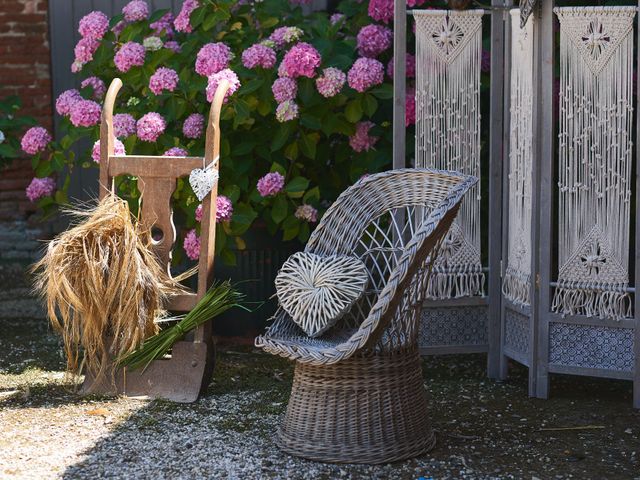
414;9;485;299
553;7;635;320
503;9;535;307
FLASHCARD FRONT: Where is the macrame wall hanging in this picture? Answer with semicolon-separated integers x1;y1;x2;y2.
553;6;635;320
414;9;485;299
503;9;535;307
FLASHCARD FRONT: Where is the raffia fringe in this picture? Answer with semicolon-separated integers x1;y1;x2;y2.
502;267;531;307
426;268;485;300
551;284;632;321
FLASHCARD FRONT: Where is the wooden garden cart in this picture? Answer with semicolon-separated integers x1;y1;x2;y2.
81;78;230;402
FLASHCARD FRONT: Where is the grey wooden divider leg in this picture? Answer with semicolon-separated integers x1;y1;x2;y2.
487;0;509;380
534;0;554;401
634;0;640;410
393;0;406;171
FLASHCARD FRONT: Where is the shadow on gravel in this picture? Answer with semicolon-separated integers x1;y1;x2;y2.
56;351;640;480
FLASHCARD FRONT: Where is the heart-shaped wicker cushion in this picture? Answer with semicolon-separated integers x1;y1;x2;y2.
275;252;368;338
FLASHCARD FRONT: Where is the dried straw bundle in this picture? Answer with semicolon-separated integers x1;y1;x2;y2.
32;194;185;385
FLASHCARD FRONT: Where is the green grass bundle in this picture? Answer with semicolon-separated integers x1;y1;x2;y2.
31;194;186;386
119;281;244;372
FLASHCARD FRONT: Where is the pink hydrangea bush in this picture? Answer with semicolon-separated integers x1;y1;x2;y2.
183;229;200;260
349;121;379;152
315;68;346;98
113;113;137;137
26;0;412;260
136;112;166;142
26;177;56;202
164;147;188;156
257;172;285;197
280;43;321;78
21;127;51;155
195;42;232;77
182;113;205;139
205;69;240;103
242;44;277;69
114;42;146;72
122;0;149;22
271;77;297;103
356;24;392;58
91;138;126;163
149;67;179;95
348;58;384;92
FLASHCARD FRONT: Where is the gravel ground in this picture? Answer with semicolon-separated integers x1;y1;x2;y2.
1;265;639;480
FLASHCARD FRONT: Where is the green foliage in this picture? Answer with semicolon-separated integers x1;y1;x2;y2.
0;96;37;169
27;0;399;263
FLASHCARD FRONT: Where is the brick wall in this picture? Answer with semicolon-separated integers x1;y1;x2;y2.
0;0;53;263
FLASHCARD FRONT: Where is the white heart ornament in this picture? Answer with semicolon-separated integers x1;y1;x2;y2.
189;162;219;201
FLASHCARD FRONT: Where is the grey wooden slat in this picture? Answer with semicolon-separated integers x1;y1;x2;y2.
634;0;640;410
534;0;555;400
420;345;489;356
499;3;513;381
487;0;510;379
392;0;406;170
548;365;633;382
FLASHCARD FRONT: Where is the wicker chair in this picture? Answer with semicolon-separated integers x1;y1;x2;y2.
255;168;477;464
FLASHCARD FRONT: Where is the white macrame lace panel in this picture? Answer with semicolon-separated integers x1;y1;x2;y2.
414;9;485;299
552;6;635;320
503;9;534;307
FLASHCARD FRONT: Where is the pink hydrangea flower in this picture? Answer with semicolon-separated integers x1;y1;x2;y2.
74;37;100;64
26;177;56;203
349;121;379;152
206;69;240;103
357;24;392;58
407;0;427;7
275;100;299;122
150;12;175;37
196;195;233;222
55;89;82;116
174;0;199;33
112;20;126;37
295;204;318;223
136;112;166;142
271;77;297;103
70;99;102;127
164;41;181;53
114;42;146;72
183;229;200;260
164;147;188;156
269;26;304;49
21;127;51;155
149;67;179;95
406;88;416;126
347;58;384;93
330;13;345;25
242;44;277;70
257;172;285;197
78;11;109;39
91;138;125;163
122;0;148;22
195;42;232;77
81;76;106;99
281;43;321;78
183;113;205;139
113;113;137;137
387;53;416;79
315;67;346;98
368;0;393;24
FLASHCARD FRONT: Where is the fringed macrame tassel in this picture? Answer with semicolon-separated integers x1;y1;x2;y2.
503;9;535;307
414;9;485;299
552;6;636;321
502;267;531;308
426;267;485;300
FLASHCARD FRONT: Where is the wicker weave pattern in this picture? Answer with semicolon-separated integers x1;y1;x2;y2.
256;168;476;365
255;168;475;464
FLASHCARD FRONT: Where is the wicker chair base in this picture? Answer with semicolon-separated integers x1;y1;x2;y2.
277;349;435;464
